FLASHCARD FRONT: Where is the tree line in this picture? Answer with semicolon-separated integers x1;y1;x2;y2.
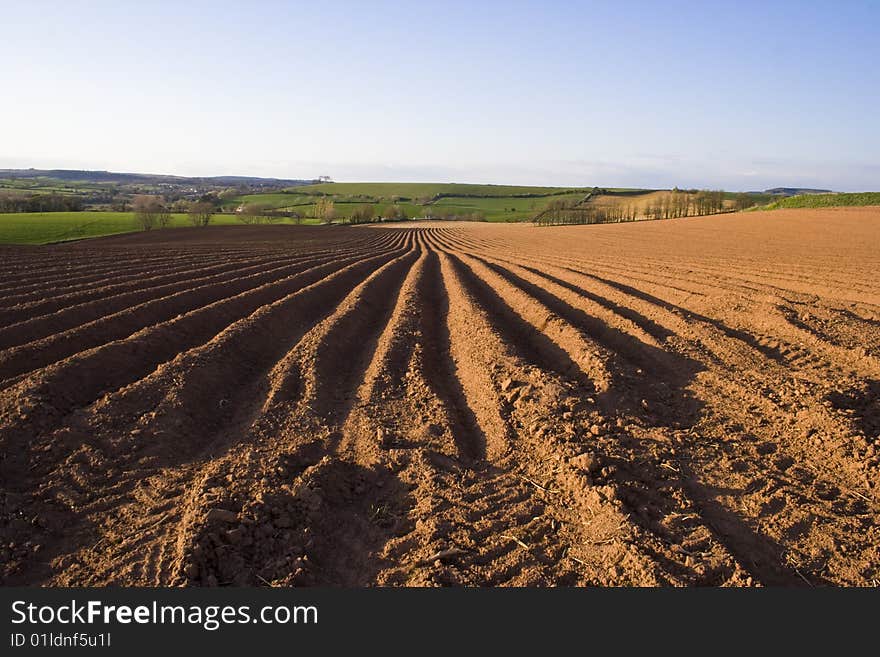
534;190;760;226
10;188;763;231
0;192;84;213
131;195;424;230
132;195;217;230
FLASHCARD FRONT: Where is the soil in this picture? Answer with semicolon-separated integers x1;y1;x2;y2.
1;208;878;586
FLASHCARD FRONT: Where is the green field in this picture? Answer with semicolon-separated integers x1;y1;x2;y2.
225;182;602;223
283;182;588;199
762;192;880;210
0;212;319;245
226;192;304;206
3;181;791;244
221;193;315;210
315;201;426;221
431;192;587;221
0;176;104;196
226;192;587;222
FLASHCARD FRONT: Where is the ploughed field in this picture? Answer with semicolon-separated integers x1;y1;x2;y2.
1;208;878;587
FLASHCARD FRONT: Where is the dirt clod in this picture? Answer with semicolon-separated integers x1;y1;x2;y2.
206;508;239;524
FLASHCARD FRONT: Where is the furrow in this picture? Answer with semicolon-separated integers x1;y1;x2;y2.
0;252;336;352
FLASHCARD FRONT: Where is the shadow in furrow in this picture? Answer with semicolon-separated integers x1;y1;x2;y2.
418;251;487;462
0;247;412;584
479;258;698;381
0;256;342;379
0;248;408;498
581;271;783;363
827;379;880;441
444;254;587;386
516;263;674;341
683;477;829;586
190;455;415;587
0;254;267;325
312;248;421;424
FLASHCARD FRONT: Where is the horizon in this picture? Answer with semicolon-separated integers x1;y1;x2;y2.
0;165;855;194
2;1;878;191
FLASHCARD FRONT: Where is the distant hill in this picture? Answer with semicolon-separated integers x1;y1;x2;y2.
283;181;593;199
757;187;833;196
762;192;880;210
0;168;311;188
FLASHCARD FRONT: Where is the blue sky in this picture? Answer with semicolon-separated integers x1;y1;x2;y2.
2;1;878;190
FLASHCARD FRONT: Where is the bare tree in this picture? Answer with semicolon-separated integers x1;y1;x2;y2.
158;204;172;228
132;195;166;231
171;199;190;214
238;202;270;224
188;201;214;227
382;204;407;221
734;193;755;211
349;204;375;224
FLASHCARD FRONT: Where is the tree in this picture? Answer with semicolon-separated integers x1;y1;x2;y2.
382;204;407;221
172;199;190;214
734;193;755;211
349;204;375;224
188;201;214;227
158;203;172;228
132;195;166;231
315;197;336;224
238;202;269;224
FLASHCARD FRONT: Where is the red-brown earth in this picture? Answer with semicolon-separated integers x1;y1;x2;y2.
1;207;878;586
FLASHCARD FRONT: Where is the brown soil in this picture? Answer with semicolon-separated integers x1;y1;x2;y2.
1;208;878;587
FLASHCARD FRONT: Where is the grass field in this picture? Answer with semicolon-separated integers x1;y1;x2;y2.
222;193;312;208
762;192;880;210
431;192;587;221
6;182;841;245
226;192;589;222
283;182;589;198
0;212;319;245
226;182;601;222
0;177;104;196
0;199;545;243
227;184;756;223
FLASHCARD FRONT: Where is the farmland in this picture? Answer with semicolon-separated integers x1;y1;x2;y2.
761;192;880;210
228;183;785;224
279;182;588;198
225;182;598;222
0;207;878;586
3;178;843;245
0;212;319;245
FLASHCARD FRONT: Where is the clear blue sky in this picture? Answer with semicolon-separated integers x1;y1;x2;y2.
2;0;878;190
